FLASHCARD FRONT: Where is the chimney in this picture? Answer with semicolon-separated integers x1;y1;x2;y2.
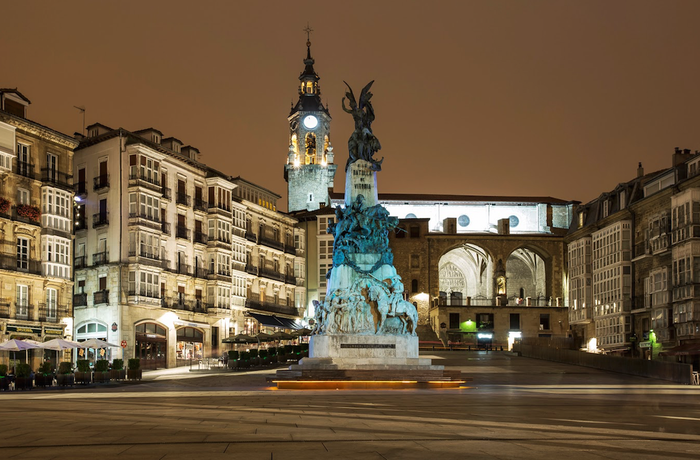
637;162;644;178
673;147;693;167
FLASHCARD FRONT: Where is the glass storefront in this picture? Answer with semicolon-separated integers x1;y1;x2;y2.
176;327;204;365
135;322;167;369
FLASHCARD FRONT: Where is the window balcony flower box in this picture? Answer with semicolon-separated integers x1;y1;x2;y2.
0;197;10;214
16;204;40;221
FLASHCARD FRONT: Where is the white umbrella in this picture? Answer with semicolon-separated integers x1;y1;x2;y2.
0;339;42;363
40;338;82;350
79;338;120;364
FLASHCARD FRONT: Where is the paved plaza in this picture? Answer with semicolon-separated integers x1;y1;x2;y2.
2;351;700;459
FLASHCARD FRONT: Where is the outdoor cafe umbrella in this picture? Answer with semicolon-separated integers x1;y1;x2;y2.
0;339;42;363
79;338;120;363
290;328;312;337
255;332;275;343
270;331;294;341
40;338;82;366
222;334;258;344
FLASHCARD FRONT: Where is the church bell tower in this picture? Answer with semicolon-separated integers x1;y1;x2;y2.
284;30;337;212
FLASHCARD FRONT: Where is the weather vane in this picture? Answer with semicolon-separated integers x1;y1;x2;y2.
304;23;313;46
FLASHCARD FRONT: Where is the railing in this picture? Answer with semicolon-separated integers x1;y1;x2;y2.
260;266;284;282
38;302;64;322
163;296;206;313
284;245;297;256
162;187;172;201
193;198;208;212
176;226;190;240
245;264;258;275
128;211;161;224
128;249;160;261
175;264;191;276
93;212;109;228
176;193;190;206
12;206;41;225
285;274;297;285
41;168;72;189
73;293;88;307
74;256;87;269
194;231;208;244
128;172;161;190
93;251;109;266
93;174;109;191
15;304;32;321
93;290;109;305
75;217;88;231
74;182;88;197
259;235;284;251
193;267;210;279
15;161;35;179
161;222;171;235
244;299;298;317
0;254;41;274
245;231;257;242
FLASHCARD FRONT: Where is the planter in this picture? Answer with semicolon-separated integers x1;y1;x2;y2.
0;377;10;391
227;360;239;371
15;377;33;390
35;373;54;387
110;369;126;380
56;374;74;386
94;372;110;383
127;369;142;380
75;371;92;384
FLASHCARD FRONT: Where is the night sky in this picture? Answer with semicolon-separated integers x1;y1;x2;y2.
4;1;700;210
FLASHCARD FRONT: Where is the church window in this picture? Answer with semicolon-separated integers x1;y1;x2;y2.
411;279;418;293
305;133;316;163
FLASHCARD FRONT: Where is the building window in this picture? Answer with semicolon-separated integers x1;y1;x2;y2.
17;187;29;205
539;314;551;331
318;216;334;234
409;226;419;238
16;285;29;316
46;288;57;320
128;271;160;298
16;237;29;269
411;279;418;293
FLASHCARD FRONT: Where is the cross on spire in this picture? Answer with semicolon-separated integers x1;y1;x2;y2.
304;23;313;47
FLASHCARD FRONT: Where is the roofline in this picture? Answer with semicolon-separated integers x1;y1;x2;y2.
329;191;573;205
0;109;78;148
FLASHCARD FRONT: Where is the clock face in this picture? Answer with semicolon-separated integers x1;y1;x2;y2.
303;115;318;129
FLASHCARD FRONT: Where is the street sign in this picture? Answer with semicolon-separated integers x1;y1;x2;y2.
121;340;127;348
639;341;651;349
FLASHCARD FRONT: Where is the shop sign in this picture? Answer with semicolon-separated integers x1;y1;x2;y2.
44;328;64;336
112;322;118;332
6;324;42;335
639;341;652;349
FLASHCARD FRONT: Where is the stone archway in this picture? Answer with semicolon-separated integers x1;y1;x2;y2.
506;247;548;305
438;243;494;305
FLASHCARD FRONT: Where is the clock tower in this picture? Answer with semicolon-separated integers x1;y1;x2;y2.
284;34;337;212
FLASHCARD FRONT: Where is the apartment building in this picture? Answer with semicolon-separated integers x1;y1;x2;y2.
73;123;241;369
233;178;305;333
0;89;78;366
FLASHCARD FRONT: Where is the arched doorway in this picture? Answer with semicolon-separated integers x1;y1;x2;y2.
135;322;167;369
176;327;204;365
438;243;493;305
506;248;547;305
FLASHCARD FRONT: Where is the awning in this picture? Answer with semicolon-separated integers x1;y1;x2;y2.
247;312;301;330
659;342;700;356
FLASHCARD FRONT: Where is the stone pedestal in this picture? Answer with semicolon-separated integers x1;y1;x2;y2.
345;160;378;207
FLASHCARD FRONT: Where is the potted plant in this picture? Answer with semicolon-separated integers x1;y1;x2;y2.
0;364;9;391
227;351;239;370
259;348;269;366
16;204;41;221
127;358;142;380
75;359;92;384
248;348;260;367
239;351;250;369
56;362;74;386
292;345;302;360
94;359;110;383
110;359;126;380
0;197;10;215
268;347;278;365
15;363;33;390
301;343;309;358
35;362;54;387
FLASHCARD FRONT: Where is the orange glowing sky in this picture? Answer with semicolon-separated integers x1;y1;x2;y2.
3;1;700;210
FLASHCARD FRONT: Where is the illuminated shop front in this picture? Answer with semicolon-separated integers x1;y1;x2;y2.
176;327;204;364
135;322;167;369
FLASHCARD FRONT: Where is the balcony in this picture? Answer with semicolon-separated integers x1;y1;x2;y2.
176;193;191;207
128;172;161;192
193;198;208;212
244;298;298;317
15;161;35;179
245;231;257;243
285;274;297;285
284;245;297;256
74;181;88;198
260;266;284;282
38;302;65;323
0;254;41;275
93;251;109;266
15;304;33;321
41;168;72;190
176;226;190;241
0;301;9;319
74;255;87;269
13;205;41;226
193;231;208;244
259;235;284;251
93;174;110;191
174;263;191;276
162;187;172;201
93;290;109;305
128;249;161;263
73;293;88;307
193;266;210;279
164;296;206;313
74;217;88;231
161;221;171;236
245;264;258;275
93;212;109;228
